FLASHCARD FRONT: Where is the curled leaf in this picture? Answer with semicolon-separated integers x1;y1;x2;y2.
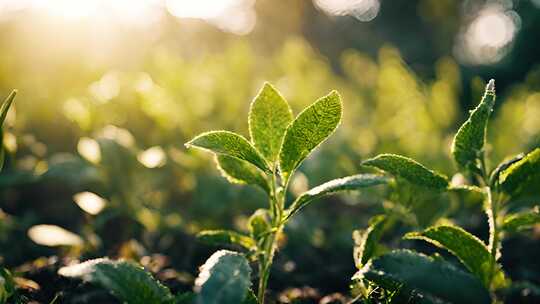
353;215;387;268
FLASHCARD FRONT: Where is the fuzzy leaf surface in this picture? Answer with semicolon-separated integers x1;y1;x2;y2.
0;91;16;172
194;250;251;304
0;90;16;126
186;131;269;173
279;91;342;181
451;80;495;172
503;207;540;232
362;154;448;189
58;258;173;304
358;250;491;304
353;215;386;268
215;155;269;192
499;148;540;196
285;174;388;221
248;83;293;163
404;225;494;286
197;230;256;251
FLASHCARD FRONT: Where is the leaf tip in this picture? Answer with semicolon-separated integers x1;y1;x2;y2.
486;79;495;93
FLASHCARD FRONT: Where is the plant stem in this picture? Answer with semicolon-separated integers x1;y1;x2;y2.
257;168;284;303
487;187;501;288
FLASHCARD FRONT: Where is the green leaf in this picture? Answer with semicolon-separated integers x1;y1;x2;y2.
174;292;195;304
186;131;270;173
58;258;173;304
0;90;16;127
215;155;269;193
404;225;494;287
353;215;387;268
0;268;16;304
0;91;16;173
499;148;540;196
194;250;252;304
503;207;540;232
451;80;496;172
242;290;258;304
489;153;524;187
248;209;272;240
357;250;491;304
278;90;342;182
362;154;448;189
248;83;293;163
197;230;256;251
285;174;388;221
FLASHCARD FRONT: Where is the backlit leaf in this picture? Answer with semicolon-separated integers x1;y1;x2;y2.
194;250;251;304
489;153;524;187
197;230;257;251
503;207;540;232
353;215;387;268
248;83;293;163
278;91;342;182
0;91;16;172
362;154;448;189
215;155;269;193
285;174;388;221
186;131;270;173
499;148;540;196
357;250;491;304
58;258;173;304
404;225;494;287
451;80;496;172
0;90;16;126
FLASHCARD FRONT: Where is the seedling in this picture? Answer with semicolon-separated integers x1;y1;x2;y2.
185;83;388;303
351;80;540;303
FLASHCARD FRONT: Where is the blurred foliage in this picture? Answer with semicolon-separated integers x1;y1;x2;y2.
0;0;539;302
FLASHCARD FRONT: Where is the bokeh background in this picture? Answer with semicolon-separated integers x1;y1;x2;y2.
1;0;540;302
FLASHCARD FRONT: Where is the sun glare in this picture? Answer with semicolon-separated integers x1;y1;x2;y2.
455;3;520;65
0;0;256;34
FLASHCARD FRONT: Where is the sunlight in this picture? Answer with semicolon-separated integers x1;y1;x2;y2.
77;137;101;164
165;0;238;19
456;4;520;65
28;225;83;247
314;0;380;22
0;0;255;34
73;191;107;215
138;146;166;168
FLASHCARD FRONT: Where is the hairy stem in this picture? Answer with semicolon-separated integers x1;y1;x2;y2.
487;188;501;288
258;168;284;303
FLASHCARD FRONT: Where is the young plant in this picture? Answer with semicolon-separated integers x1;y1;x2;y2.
0;90;17;304
186;83;388;303
351;80;540;303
